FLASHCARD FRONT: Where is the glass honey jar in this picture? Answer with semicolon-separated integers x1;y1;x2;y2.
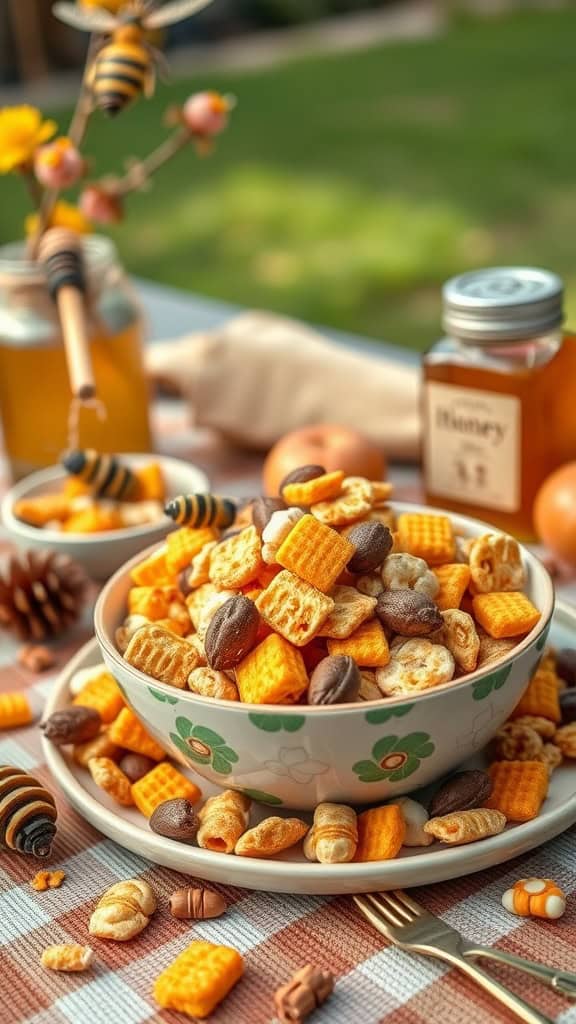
422;266;576;541
0;236;151;480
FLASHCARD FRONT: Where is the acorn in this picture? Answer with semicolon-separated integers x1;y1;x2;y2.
0;765;57;858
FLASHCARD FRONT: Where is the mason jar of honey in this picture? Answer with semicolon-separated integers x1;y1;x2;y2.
423;266;576;541
0;236;151;479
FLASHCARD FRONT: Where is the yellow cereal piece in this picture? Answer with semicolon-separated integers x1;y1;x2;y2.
484;760;548;822
209;525;263;589
63;505;123;533
397;512;455;565
63;477;91;499
73;672;125;723
108;707;166;761
276;514;354;593
154;940;244;1019
510;665;561;723
433;563;471;611
130;550;172;587
127;585;174;620
255;570;334;646
14;494;72;528
166;527;217;575
153;616;188;638
354;805;405;862
282;470;345;506
134;462;165;502
31;869;65;891
88;757;134;807
327;618;389;667
235;816;309;857
131;762;202;818
236;634;308;704
0;692;33;729
472;592;541;639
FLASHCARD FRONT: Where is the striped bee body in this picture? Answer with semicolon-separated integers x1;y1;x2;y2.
0;765;57;858
91;37;152;115
62;448;138;500
165;494;237;529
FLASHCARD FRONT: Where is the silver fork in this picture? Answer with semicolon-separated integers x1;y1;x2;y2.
354;890;576;1024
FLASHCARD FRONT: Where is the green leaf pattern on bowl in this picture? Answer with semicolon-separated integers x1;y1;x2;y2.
170;715;239;775
148;686;179;705
237;788;283;806
365;704;414;724
353;731;435;783
248;713;305;733
472;663;512;702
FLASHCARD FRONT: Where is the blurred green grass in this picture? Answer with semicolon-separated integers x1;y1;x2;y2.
3;7;576;349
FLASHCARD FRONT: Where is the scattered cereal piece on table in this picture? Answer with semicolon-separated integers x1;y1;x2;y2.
303;802;358;863
131;762;202;818
153;940;243;1019
197;790;251;854
328;618;390;668
276;514;354;593
89;879;156;941
274;964;334;1024
432;563;471;611
169;887;227;920
41;944;93;972
236;633;308;705
31;869;65;891
472;592;541;639
396;512;455;565
424;808;507;845
108;706;166;761
72;671;125;723
0;692;33;729
484;760;548;822
17;644;55;672
510;665;561;723
256;571;334;646
124;623;200;689
235;816;308;858
501;879;567;919
354;804;405;862
88;757;134;807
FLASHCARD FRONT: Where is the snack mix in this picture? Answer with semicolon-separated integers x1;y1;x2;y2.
114;468;541;707
13;450;166;533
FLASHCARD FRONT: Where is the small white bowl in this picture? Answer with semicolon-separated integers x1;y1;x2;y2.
1;454;209;581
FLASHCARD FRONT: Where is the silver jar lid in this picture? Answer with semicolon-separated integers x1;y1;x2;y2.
443;266;564;342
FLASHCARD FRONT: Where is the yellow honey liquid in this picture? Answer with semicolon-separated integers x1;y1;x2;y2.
0;320;152;479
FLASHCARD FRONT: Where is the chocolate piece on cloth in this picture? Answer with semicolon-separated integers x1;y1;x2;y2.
145;312;420;458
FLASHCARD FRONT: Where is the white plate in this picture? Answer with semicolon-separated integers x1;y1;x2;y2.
43;603;576;896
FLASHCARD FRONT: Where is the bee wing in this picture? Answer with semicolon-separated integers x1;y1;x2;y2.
52;2;118;33
144;0;215;29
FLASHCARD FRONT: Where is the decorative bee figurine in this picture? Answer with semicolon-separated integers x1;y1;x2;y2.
53;0;216;115
0;765;58;858
164;494;236;529
62;448;139;500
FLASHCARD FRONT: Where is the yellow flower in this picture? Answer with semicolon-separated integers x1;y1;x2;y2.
25;200;93;237
0;105;57;173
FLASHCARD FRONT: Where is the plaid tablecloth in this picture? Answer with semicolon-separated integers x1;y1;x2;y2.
1;401;576;1024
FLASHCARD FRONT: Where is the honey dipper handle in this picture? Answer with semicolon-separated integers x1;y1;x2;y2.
38;228;96;400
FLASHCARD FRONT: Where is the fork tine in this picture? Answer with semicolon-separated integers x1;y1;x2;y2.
353;895;394;940
376;891;415;923
365;892;405;928
392;890;426;917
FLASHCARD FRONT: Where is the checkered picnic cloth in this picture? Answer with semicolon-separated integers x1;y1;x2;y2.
1;400;576;1024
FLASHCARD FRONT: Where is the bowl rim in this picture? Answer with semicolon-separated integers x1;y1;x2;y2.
0;454;210;545
94;500;555;715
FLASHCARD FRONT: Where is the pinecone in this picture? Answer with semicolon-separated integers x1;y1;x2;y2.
0;551;89;641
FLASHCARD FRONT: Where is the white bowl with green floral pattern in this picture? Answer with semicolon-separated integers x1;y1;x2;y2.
94;503;554;810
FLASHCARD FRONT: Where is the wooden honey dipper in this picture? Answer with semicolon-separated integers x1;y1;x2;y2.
38;227;96;401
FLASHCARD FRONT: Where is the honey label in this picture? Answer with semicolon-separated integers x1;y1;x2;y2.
424;382;521;512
